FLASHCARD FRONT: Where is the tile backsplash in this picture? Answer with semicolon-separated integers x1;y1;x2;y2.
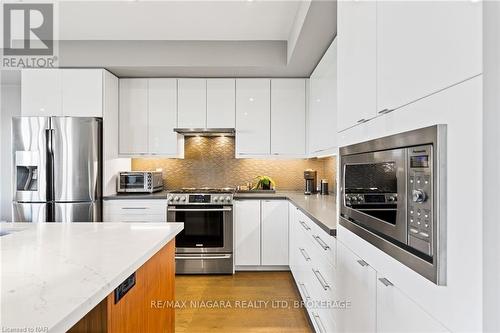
132;136;336;191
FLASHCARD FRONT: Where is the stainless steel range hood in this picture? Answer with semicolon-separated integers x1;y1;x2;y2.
173;128;235;136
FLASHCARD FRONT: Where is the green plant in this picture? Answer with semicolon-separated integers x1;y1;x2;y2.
253;176;276;190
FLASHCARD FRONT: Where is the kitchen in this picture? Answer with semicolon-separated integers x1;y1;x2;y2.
1;1;499;333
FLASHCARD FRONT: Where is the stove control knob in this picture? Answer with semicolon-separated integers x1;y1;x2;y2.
225;196;231;202
213;196;219;202
167;195;173;202
174;196;180;201
412;190;426;203
180;196;186;202
351;196;358;202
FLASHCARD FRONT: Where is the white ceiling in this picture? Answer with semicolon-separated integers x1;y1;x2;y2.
58;1;302;41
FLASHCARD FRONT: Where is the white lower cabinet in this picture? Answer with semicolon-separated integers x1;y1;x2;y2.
376;277;448;333
261;200;289;265
103;199;167;222
234;200;261;266
234;199;288;267
336;241;377;333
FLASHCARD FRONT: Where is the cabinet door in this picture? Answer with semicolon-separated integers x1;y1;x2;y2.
62;69;103;117
206;79;235;128
308;40;338;154
336;242;376;332
261;200;289;265
377;1;481;112
377;277;449;333
271;79;306;156
235;79;271;156
21;69;62;116
148;79;180;155
337;0;377;131
177;79;206;128
234;200;261;266
119;79;148;154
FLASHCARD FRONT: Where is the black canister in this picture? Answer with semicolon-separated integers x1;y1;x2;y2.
320;179;329;195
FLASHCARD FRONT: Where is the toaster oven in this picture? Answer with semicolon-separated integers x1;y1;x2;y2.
117;172;164;193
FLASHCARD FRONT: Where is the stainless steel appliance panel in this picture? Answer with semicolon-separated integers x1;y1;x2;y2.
12;202;49;222
51;117;102;202
12;117;50;202
175;254;233;274
54;202;101;222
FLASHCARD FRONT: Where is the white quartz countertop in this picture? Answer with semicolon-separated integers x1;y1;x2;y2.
0;222;183;333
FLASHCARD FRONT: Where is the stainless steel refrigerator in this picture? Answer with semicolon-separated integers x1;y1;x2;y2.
12;117;102;222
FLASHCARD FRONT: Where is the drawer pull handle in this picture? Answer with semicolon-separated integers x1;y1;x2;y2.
121;207;148;210
298;282;311;300
378;277;394;287
299;220;311;231
313;235;330;250
299;248;311;261
312;312;327;333
312;269;330;290
378;108;394;114
357;260;368;267
357;118;367;123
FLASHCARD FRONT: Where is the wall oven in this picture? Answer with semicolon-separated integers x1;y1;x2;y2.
167;192;233;274
340;125;446;285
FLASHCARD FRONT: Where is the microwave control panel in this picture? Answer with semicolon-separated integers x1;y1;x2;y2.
407;144;433;256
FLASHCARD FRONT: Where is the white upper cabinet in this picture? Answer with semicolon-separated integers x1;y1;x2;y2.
21;69;62;116
119;79;149;154
177;79;207;128
309;40;338;154
377;277;448;333
337;0;377;131
271;79;306;156
62;70;103;117
261;200;289;265
206;79;235;128
22;69;105;117
148;79;180;155
234;200;261;266
336;241;377;333
235;79;271;156
377;0;482;112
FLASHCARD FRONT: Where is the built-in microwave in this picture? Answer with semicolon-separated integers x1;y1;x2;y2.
117;171;163;193
339;125;446;285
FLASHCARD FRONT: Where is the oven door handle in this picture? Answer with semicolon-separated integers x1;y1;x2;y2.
167;208;232;212
175;254;232;260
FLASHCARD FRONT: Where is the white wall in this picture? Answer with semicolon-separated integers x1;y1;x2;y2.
483;1;500;331
0;71;21;222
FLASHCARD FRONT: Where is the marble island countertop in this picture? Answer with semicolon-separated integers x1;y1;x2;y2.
0;222;183;333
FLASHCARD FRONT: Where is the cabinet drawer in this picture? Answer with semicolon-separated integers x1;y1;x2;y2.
298;211;336;267
309;307;337;333
104;214;166;223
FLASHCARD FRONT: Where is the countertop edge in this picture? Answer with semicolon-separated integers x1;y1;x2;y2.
233;194;336;237
53;223;183;333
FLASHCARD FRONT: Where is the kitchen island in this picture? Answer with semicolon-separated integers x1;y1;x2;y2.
0;222;183;333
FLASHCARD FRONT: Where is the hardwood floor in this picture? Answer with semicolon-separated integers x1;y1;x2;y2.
175;272;313;333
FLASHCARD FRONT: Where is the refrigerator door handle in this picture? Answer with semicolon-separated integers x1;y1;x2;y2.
45;127;55;222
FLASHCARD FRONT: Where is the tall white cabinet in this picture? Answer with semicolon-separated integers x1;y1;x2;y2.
271;79;306;156
235;79;271;156
376;0;482;112
308;40;338;155
337;0;377;131
119;79;149;154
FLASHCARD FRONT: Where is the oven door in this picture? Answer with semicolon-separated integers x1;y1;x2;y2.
340;148;407;245
167;205;233;253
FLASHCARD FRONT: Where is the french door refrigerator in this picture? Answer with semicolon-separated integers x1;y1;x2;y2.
12;117;102;222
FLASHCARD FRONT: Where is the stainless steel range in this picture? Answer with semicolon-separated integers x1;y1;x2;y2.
167;188;234;274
